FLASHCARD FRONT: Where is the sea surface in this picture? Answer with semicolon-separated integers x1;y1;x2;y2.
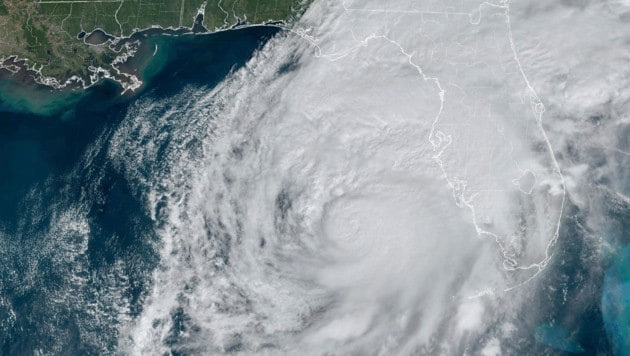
0;17;627;355
0;25;279;354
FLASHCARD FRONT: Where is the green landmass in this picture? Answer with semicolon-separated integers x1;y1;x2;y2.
0;0;309;88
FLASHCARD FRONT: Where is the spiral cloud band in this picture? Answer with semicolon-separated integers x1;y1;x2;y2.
105;0;630;354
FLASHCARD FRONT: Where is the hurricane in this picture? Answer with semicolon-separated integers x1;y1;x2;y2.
110;0;568;353
1;0;630;354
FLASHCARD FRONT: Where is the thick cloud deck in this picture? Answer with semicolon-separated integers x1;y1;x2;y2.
108;0;630;354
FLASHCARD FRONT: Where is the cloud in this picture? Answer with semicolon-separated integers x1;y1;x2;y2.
112;0;630;354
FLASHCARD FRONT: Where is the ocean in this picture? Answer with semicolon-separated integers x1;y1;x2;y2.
0;25;279;354
0;8;627;353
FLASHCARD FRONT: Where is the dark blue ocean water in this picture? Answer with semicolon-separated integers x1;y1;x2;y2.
0;26;279;355
0;23;627;356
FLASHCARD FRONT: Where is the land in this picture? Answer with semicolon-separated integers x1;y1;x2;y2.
0;0;309;90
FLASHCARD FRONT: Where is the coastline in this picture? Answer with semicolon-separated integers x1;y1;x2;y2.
0;17;288;353
0;24;283;116
0;9;291;104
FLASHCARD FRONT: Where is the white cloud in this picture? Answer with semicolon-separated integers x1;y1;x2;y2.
111;0;630;353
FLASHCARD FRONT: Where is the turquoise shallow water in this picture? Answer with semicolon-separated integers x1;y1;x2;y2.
0;79;85;116
603;245;630;356
535;323;585;354
0;25;279;354
0;23;626;355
